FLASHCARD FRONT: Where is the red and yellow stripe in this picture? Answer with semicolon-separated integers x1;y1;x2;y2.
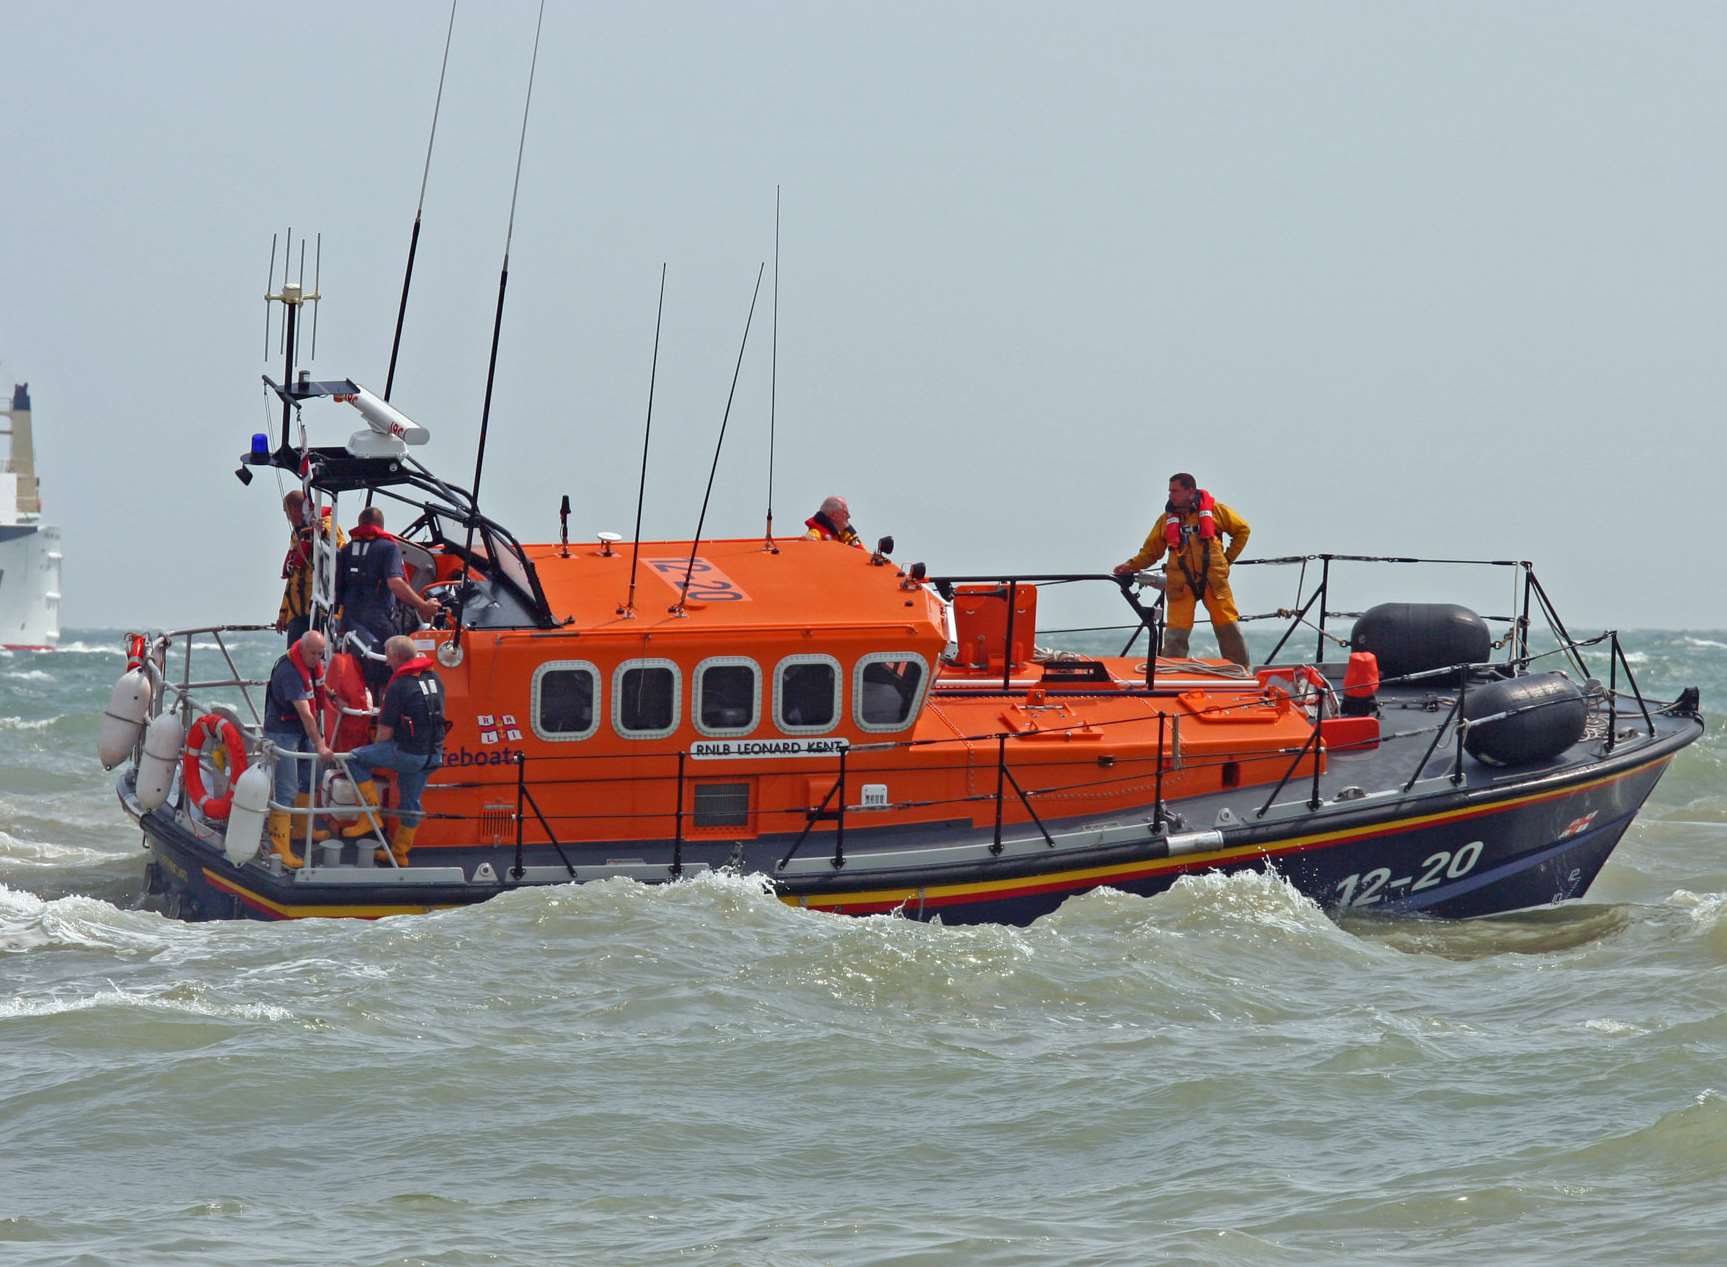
788;755;1672;916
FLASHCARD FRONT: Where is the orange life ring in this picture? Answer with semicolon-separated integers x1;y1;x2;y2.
182;712;249;821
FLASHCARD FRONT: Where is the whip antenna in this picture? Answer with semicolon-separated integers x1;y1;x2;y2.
672;262;766;615
764;185;780;553
384;0;458;401
621;264;667;618
263;232;278;358
454;0;546;648
308;233;322;361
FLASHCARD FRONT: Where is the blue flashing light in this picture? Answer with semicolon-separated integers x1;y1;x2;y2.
250;433;270;458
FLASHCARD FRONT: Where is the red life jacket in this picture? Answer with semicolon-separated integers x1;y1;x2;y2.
1164;489;1218;549
386;655;438;690
287;639;326;698
348;522;411;576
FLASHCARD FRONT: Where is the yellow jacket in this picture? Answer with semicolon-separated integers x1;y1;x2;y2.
1123;500;1250;579
278;514;347;624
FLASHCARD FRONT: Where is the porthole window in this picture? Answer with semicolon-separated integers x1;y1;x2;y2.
854;652;929;732
532;660;600;741
612;659;681;739
775;654;841;734
695;657;760;737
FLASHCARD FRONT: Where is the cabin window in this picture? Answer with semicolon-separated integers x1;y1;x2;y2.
694;657;760;737
694;781;750;829
774;654;841;734
612;659;680;739
853;652;930;732
531;660;600;741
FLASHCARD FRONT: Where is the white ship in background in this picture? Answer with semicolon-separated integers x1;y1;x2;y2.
0;383;61;649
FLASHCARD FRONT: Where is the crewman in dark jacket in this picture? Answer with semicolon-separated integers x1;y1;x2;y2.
262;629;335;869
336;507;439;693
340;635;446;867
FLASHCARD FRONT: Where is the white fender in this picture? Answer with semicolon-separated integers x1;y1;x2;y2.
135;712;183;811
224;763;274;864
98;669;153;770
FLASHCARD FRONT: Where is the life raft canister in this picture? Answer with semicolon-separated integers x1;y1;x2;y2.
182;712;250;821
1342;651;1380;717
1164;489;1218;550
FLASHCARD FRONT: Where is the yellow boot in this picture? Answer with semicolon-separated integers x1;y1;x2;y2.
341;779;385;840
294;792;336;843
375;822;417;868
266;810;303;870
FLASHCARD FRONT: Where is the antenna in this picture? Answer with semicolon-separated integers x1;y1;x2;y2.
764;185;781;553
672;262;766;615
261;226;324;454
384;0;458;401
309;233;322;361
263;233;278;358
621;263;667;618
558;494;571;557
453;0;546;649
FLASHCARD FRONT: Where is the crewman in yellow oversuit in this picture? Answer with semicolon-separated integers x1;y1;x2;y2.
1114;472;1252;668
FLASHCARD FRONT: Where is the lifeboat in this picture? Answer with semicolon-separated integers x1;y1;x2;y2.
107;364;1705;924
106;259;1703;924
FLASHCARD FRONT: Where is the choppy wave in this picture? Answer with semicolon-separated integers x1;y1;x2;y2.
0;627;1720;1265
49;641;125;656
4;670;54;683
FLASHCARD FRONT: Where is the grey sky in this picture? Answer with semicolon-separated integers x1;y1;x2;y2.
4;1;1723;637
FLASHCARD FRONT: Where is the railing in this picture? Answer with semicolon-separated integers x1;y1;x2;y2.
133;559;1687;881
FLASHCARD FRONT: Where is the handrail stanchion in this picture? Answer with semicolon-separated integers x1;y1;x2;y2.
991;733;1009;855
1001;580;1018;693
1402;695;1461;794
1152;711;1167;833
1518;562;1534;665
671;751;686;878
1451;673;1468;785
1314;554;1331;665
1308;710;1324;810
1606;632;1619;754
830;747;847;869
511;751;527;880
1612;631;1655;735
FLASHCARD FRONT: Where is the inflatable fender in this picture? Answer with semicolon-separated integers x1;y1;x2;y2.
1463;672;1588;767
224;763;274;864
1350;603;1491;683
136;712;183;811
99;669;153;770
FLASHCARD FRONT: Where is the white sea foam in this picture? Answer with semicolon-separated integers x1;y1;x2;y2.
4;670;53;683
0;983;293;1023
1584;1017;1646;1037
52;641;125;656
0;715;61;731
1683;637;1727;650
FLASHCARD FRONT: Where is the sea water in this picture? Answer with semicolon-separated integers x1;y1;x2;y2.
2;630;1724;1265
